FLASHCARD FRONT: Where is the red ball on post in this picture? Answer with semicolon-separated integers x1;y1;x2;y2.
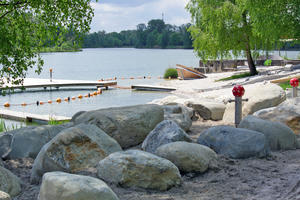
290;78;299;87
232;85;245;97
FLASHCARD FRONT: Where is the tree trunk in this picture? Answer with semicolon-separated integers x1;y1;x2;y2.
242;12;257;76
245;42;257;76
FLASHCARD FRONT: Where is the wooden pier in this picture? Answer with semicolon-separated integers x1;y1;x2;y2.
131;85;176;92
0;109;71;124
0;78;117;90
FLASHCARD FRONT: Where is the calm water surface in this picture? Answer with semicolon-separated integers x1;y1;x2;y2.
1;48;200;122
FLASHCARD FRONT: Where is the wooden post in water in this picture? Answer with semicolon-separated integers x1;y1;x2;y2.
50;68;53;82
290;78;299;98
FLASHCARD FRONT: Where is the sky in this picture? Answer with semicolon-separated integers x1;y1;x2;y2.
90;0;191;33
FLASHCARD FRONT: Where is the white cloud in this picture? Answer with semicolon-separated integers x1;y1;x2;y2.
90;0;191;33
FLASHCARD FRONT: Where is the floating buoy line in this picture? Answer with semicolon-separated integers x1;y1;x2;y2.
3;88;103;108
97;76;162;82
2;75;166;107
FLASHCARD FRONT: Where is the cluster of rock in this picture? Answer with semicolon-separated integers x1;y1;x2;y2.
0;86;299;199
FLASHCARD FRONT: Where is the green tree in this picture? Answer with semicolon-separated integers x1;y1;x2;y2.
186;0;299;76
0;0;96;85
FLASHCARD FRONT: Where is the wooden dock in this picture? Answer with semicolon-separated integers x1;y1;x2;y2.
1;78;117;90
0;109;71;124
131;85;176;92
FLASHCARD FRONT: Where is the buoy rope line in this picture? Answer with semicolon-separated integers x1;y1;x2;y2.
3;88;103;108
97;76;162;82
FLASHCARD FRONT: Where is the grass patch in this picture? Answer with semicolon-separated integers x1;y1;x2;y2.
48;119;70;125
216;72;252;81
279;81;292;90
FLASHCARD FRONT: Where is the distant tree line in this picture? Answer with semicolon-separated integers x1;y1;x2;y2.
82;19;193;49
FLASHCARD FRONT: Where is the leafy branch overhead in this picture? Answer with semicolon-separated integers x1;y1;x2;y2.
186;0;300;76
0;0;96;85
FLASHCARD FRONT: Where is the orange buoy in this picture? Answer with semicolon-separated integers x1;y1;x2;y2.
97;88;102;94
130;77;134;79
40;101;44;105
78;94;83;99
21;103;27;106
84;94;89;98
90;93;94;97
147;76;151;79
48;100;52;104
4;102;10;107
113;77;117;80
93;91;97;95
71;96;76;100
56;98;62;103
64;98;69;102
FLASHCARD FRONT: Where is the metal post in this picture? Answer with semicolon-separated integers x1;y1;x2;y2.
292;87;298;98
235;97;242;127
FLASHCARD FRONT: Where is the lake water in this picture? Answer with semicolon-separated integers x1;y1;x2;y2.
0;48;299;127
0;48;200;122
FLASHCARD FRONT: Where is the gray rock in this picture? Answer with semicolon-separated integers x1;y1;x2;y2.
31;124;122;184
197;126;269;159
187;100;225;120
253;97;300;134
0;159;3;167
238;115;298;150
97;150;181;191
142;120;192;153
1;123;72;159
0;191;11;200
72;104;164;148
38;172;119;200
155;141;217;173
0;134;12;159
0;166;21;197
163;104;193;131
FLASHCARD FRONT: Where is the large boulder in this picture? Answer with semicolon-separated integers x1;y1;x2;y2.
155;141;217;173
0;123;72;159
253;97;300;134
97;150;181;191
0;191;11;200
238;115;298;150
187;99;226;121
197;126;269;159
0;166;21;197
31;124;122;184
72;104;164;148
163;104;193;131
142;120;192;154
38;172;119;200
223;83;286;124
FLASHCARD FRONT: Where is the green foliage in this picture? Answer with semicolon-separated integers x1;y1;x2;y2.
217;72;252;81
0;119;23;133
48;119;69;125
82;19;193;49
279;82;292;90
186;0;300;76
0;0;96;85
264;59;272;66
164;68;178;79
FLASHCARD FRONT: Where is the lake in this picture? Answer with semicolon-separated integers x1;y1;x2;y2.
0;48;200;123
0;48;299;127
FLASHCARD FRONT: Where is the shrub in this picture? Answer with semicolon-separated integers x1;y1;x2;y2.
164;68;178;79
264;59;272;66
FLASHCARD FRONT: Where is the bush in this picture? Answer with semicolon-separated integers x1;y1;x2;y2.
164;68;178;79
264;59;272;66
